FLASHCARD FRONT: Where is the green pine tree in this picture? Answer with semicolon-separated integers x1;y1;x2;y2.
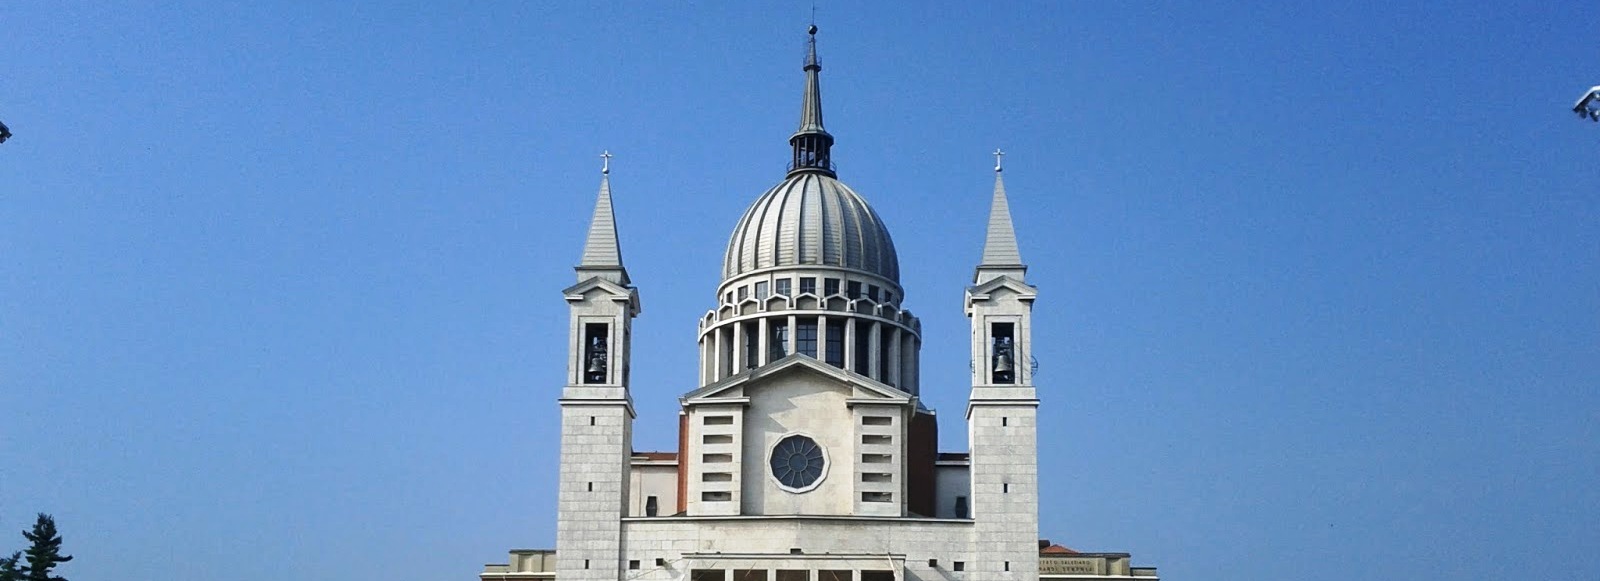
21;515;70;581
0;551;24;581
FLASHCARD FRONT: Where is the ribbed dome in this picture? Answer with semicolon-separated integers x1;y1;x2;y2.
723;172;900;283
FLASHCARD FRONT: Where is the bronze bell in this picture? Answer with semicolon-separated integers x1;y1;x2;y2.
994;353;1014;373
587;355;606;374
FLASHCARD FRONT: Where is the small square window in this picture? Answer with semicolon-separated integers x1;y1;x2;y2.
737;286;749;300
656;558;667;567
928;559;938;568
846;281;862;298
953;562;965;572
799;277;817;294
630;560;641;570
755;281;769;299
824;278;840;295
775;279;791;296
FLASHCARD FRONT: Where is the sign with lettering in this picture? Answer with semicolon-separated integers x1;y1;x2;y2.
1040;557;1101;575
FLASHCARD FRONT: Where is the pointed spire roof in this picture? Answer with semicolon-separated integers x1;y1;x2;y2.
577;151;630;285
795;25;828;137
787;25;836;178
976;150;1027;284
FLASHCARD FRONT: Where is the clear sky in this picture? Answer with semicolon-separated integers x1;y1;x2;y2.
2;2;1596;580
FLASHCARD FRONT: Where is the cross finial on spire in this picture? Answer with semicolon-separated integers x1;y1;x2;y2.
600;150;612;175
993;148;1005;173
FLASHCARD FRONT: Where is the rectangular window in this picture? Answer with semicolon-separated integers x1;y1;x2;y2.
862;472;892;482
645;496;659;517
824;278;840;295
701;491;731;502
883;292;893;304
798;277;816;294
743;324;759;368
952;562;965;572
862;434;891;445
846;280;862;299
755;281;769;299
796;318;818;358
880;334;893;387
630;560;641;570
582;323;609;384
702;472;733;482
954;495;969;518
703;453;732;463
692;570;727;581
704;415;734;425
769;320;789;361
775;278;791;296
777;571;808;581
736;571;768;581
825;321;845;368
991;321;1016;384
725;291;733;303
703;434;733;444
737;286;749;300
862;454;891;463
860;572;894;581
867;284;879;301
853;322;871;373
820;571;852;581
862;416;892;426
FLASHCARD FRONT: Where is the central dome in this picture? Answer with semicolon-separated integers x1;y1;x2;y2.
722;171;900;283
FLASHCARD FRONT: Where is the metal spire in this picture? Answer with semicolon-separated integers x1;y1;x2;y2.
977;151;1026;283
788;24;835;177
578;151;630;285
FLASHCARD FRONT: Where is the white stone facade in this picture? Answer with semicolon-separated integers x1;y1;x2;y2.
482;27;1159;581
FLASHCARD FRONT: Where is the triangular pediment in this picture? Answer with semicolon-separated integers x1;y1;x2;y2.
966;275;1038;303
563;276;641;312
683;355;912;405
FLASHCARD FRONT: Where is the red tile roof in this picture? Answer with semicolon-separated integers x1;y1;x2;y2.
1040;544;1080;555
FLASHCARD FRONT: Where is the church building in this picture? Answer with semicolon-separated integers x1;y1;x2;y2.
480;27;1160;581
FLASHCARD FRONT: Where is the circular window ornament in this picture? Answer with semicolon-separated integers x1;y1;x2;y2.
768;434;827;492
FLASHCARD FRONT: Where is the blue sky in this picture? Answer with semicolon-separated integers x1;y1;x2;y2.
2;2;1596;580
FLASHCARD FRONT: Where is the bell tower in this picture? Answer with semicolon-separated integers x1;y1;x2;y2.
555;152;639;581
965;151;1040;581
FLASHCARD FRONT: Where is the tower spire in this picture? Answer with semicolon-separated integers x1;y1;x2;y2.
578;151;630;286
976;150;1026;284
788;24;835;177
